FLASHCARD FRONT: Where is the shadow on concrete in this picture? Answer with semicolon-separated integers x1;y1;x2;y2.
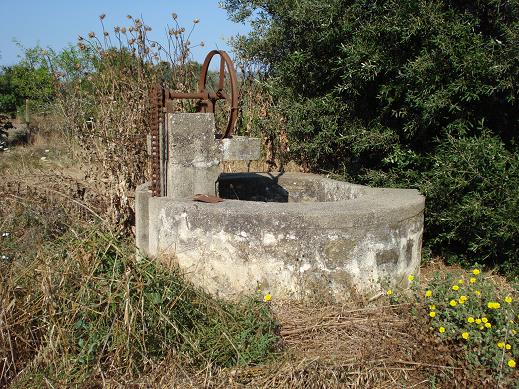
217;172;289;202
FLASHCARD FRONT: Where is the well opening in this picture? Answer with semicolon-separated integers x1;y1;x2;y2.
217;172;366;203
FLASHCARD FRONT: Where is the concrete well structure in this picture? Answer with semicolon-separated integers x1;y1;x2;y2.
136;113;425;301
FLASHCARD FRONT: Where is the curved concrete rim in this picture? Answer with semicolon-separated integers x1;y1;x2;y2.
147;172;425;229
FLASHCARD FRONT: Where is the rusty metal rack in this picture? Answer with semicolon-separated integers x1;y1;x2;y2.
148;50;239;197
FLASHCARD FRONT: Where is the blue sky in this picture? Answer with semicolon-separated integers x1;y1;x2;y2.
0;0;249;66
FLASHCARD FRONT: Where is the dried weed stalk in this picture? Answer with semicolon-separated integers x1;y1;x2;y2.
53;14;200;229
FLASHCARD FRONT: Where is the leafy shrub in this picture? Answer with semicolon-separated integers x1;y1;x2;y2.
222;0;519;273
421;134;519;274
0;115;9;151
0;46;56;114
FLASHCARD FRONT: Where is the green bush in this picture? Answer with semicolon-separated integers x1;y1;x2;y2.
223;0;519;274
421;134;519;273
0;46;56;114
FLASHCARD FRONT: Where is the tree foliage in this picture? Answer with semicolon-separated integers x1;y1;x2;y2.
223;0;519;274
0;46;56;113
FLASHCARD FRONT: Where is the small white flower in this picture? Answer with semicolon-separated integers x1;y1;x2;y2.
40;156;47;161
44;149;50;153
2;232;9;237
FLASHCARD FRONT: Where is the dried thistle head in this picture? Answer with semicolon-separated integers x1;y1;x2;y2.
88;31;96;38
128;38;136;45
104;31;109;37
193;18;200;24
77;42;86;51
126;14;133;19
78;35;84;41
114;26;120;33
171;12;178;20
99;13;106;20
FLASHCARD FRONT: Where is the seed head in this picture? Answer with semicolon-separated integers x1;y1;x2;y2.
99;13;106;20
121;27;127;34
88;31;96;39
193;18;200;24
114;26;120;33
172;13;178;20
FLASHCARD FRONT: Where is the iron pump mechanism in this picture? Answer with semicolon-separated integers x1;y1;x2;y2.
149;50;239;197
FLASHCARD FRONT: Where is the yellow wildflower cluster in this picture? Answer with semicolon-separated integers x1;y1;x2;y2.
488;301;501;309
421;267;518;376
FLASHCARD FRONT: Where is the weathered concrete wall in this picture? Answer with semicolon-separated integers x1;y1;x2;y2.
166;113;261;198
137;172;425;301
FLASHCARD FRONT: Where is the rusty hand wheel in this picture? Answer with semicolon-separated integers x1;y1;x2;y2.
197;50;239;138
166;50;239;138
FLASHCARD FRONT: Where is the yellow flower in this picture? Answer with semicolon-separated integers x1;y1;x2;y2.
429;311;436;318
408;275;415;282
513;330;517;335
498;342;505;349
473;269;480;275
487;302;501;309
452;285;460;291
475;318;482;324
482;317;488;323
429;304;436;310
458;279;464;284
462;332;469;340
474;290;481;296
479;325;484;330
425;290;432;297
459;295;468;304
469;277;476;284
505;296;513;304
263;293;272;302
386;289;393;296
439;327;445;333
485;322;492;329
506;344;512;350
508;359;516;368
467;317;475;323
449;300;457;307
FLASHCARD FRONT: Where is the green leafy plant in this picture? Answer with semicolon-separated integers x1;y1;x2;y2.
387;269;519;385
